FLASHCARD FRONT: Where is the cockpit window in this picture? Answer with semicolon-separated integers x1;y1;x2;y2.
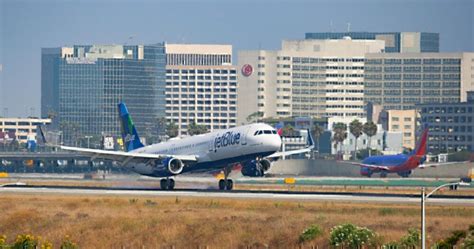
271;130;277;134
254;131;259;136
264;130;272;134
255;130;276;136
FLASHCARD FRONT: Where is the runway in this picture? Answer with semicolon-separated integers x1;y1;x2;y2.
1;184;473;205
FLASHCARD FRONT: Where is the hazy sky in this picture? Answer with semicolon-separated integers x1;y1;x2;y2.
1;0;473;117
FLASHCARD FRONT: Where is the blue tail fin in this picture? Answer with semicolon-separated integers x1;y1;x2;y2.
118;102;144;152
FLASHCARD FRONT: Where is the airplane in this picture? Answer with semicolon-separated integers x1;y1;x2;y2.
55;102;314;190
345;126;466;178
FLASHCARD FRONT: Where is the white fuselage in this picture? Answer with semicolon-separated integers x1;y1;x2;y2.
126;123;282;177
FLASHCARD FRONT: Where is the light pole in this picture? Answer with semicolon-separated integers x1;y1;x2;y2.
421;181;470;249
84;136;92;148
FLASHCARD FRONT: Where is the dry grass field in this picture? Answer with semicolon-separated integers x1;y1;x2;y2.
1;193;473;248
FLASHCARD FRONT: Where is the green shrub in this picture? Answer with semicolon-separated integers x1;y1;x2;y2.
329;223;378;248
299;224;323;243
60;235;78;249
399;228;420;248
0;235;7;247
11;234;52;249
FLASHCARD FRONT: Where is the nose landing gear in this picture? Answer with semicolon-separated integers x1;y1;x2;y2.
218;165;234;190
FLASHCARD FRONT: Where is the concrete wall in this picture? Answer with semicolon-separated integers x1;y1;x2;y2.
269;159;473;178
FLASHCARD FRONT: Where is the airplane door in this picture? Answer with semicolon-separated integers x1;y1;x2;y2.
209;133;216;152
241;127;250;146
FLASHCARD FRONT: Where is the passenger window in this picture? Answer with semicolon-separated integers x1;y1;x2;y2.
264;130;272;134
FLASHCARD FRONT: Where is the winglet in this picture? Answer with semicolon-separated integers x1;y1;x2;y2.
306;129;315;149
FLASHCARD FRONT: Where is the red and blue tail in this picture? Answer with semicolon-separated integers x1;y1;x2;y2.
413;125;429;157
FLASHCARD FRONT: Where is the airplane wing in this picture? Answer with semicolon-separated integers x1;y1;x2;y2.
341;161;390;171
418;161;471;168
266;129;315;159
59;145;198;165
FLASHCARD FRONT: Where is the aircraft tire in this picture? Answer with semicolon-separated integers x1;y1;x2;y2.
168;179;175;190
218;179;226;190
226;179;233;190
160;179;167;190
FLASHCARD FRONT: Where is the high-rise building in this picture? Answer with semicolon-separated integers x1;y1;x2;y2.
165;44;237;135
237;38;385;124
305;32;439;53
385;109;418;150
364;53;474;110
418;92;474;152
41;44;166;144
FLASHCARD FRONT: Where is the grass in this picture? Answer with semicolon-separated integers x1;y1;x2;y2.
0;193;473;248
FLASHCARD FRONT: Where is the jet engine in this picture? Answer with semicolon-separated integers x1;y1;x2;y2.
163;157;184;175
241;159;272;177
397;170;412;178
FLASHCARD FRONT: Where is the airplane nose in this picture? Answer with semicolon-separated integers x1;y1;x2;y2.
272;135;282;150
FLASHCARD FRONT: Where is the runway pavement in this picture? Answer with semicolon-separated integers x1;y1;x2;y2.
1;184;473;205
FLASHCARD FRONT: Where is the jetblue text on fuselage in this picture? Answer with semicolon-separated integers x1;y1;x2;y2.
214;131;241;150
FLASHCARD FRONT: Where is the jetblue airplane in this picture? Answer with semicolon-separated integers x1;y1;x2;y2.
346;127;461;177
58;102;314;190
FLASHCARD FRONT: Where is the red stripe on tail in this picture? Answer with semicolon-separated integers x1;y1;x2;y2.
415;127;429;156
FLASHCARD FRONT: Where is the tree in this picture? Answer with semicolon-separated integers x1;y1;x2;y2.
311;125;324;158
281;124;296;136
349;119;363;160
332;122;347;157
187;121;208;135
363;121;378;157
246;112;263;123
166;122;178;138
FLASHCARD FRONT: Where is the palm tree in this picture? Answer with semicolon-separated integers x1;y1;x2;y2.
246;112;263;123
332;122;347;157
187;121;208;135
311;124;324;158
363;121;378;157
349;119;363;160
166;122;179;138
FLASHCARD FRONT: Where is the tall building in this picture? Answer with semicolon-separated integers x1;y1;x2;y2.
305;32;439;53
418;92;474;152
237;38;385;124
41;44;166;144
364;53;474;110
165;44;237;135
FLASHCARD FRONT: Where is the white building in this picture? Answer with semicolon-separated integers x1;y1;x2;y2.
237;38;385;124
0;118;51;143
165;44;238;135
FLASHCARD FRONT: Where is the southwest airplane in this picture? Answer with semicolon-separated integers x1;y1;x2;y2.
347;127;459;177
58;102;314;190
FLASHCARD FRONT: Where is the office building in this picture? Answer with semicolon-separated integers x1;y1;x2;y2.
0;118;51;143
385;109;418;150
305;32;439;53
237;38;385;124
364;53;474;110
165;44;237;135
41;44;166;144
418;92;474;152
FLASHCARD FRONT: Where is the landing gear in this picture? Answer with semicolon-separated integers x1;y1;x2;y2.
218;179;233;190
160;178;175;190
380;172;388;178
218;165;234;190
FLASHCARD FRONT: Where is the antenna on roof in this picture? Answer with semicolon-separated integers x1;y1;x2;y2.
347;22;351;32
330;20;333;32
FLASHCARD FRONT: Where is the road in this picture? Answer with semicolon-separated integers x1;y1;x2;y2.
1;184;473;205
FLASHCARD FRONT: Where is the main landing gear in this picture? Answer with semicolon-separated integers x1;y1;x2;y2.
218;165;234;191
160;178;175;190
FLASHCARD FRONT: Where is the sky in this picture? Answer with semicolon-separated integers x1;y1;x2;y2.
0;0;473;117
